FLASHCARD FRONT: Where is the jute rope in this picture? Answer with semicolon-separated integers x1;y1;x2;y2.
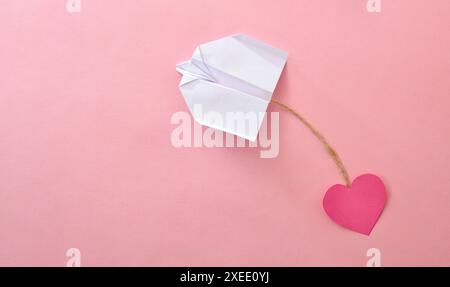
271;99;351;187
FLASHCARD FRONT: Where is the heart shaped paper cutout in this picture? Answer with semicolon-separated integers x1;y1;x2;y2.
323;174;387;235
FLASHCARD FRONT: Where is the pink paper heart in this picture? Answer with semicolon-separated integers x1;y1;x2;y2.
323;174;387;235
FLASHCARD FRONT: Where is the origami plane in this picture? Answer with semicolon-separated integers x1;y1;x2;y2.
176;34;288;141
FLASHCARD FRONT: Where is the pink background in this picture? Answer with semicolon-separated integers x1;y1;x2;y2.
1;0;449;266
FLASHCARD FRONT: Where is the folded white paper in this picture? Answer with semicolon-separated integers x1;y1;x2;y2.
176;34;288;141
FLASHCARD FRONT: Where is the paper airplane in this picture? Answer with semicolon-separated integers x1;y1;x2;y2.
176;34;288;141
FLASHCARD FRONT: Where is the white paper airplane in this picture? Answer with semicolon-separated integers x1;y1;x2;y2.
176;34;288;141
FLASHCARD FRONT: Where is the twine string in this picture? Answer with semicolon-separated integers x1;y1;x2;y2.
271;99;351;187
